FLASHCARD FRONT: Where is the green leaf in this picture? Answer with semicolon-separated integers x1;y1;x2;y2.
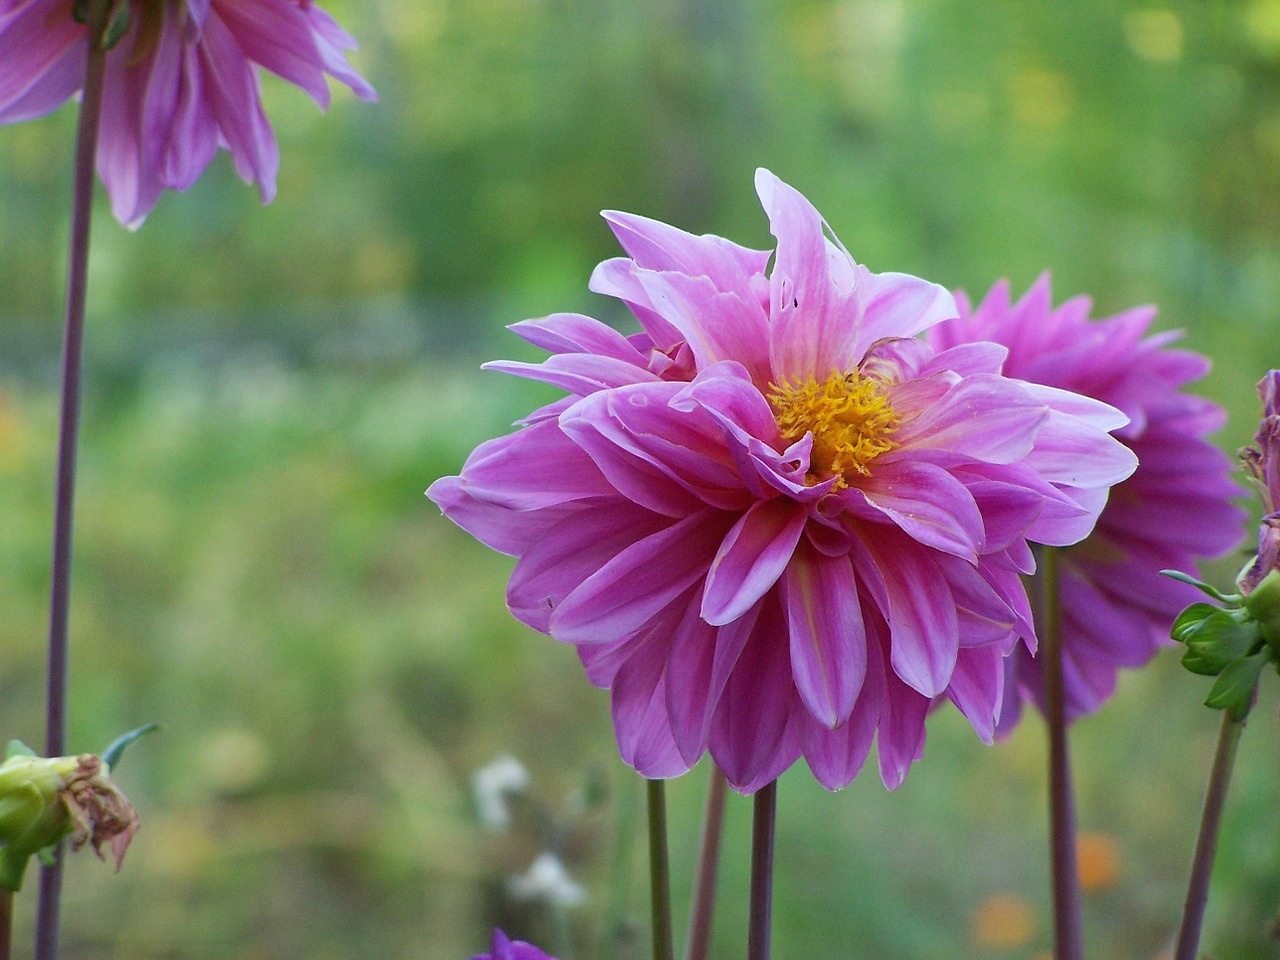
1160;570;1242;605
101;723;160;771
1171;603;1220;643
4;741;35;760
1204;651;1269;716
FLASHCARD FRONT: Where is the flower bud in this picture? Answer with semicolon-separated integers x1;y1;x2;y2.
0;751;139;891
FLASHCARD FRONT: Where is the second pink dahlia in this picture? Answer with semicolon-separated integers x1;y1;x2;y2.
928;276;1245;729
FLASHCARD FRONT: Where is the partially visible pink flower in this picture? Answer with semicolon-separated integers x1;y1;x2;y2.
429;171;1137;792
0;0;376;227
928;276;1245;729
470;929;559;960
1240;370;1280;593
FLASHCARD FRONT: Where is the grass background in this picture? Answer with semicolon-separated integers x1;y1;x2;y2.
2;0;1280;956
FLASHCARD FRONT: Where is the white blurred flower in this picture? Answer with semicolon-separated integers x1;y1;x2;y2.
471;754;530;831
508;852;587;908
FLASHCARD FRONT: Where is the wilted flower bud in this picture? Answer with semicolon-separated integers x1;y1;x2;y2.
0;750;139;891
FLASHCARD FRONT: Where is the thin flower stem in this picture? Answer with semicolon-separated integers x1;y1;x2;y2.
1040;547;1084;960
747;780;777;960
1173;706;1246;960
646;779;674;960
0;889;13;960
683;766;727;960
36;3;112;958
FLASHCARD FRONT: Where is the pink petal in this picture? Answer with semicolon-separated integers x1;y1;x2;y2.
601;209;771;300
0;0;85;123
800;621;884;788
944;645;1006;743
550;511;734;644
612;615;694;779
756;169;861;381
861;529;959;697
507;501;671;632
509;313;652;365
851;268;957;356
1023;409;1138;489
665;596;757;765
562;382;753;514
446;419;616;510
196;14;279;201
890;374;1048;464
709;596;801;793
876;665;930;790
426;476;591;557
588;258;686;350
839;459;985;560
484;354;661;396
634;268;771;384
702;499;807;625
781;542;867;728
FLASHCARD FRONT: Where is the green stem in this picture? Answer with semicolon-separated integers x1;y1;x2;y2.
37;4;112;959
747;780;777;960
1173;706;1246;960
1041;547;1083;960
683;766;727;960
646;779;674;960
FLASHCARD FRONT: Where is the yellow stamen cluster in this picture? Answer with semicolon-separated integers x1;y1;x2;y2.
768;371;900;486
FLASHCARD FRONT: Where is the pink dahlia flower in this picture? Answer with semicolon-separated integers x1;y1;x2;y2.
0;0;376;227
470;930;558;960
927;276;1244;729
428;171;1137;792
1240;370;1280;593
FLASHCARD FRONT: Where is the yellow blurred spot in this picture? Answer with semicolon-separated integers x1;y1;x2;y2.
1245;0;1280;55
0;389;26;474
971;893;1036;948
1077;831;1121;892
1010;68;1073;133
352;236;416;293
141;811;219;879
198;727;271;794
1124;10;1184;63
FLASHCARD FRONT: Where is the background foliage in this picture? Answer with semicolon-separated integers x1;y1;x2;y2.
2;0;1280;957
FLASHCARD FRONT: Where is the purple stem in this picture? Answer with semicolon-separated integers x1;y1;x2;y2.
1041;547;1084;960
1;888;12;960
36;3;111;958
1173;707;1245;960
746;780;776;960
646;779;674;960
683;766;727;960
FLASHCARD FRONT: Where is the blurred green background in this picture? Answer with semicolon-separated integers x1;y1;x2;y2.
2;0;1280;957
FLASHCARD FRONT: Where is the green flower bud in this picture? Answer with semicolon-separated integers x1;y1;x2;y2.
0;752;138;892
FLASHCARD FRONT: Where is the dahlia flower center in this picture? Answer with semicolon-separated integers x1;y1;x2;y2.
768;371;900;485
